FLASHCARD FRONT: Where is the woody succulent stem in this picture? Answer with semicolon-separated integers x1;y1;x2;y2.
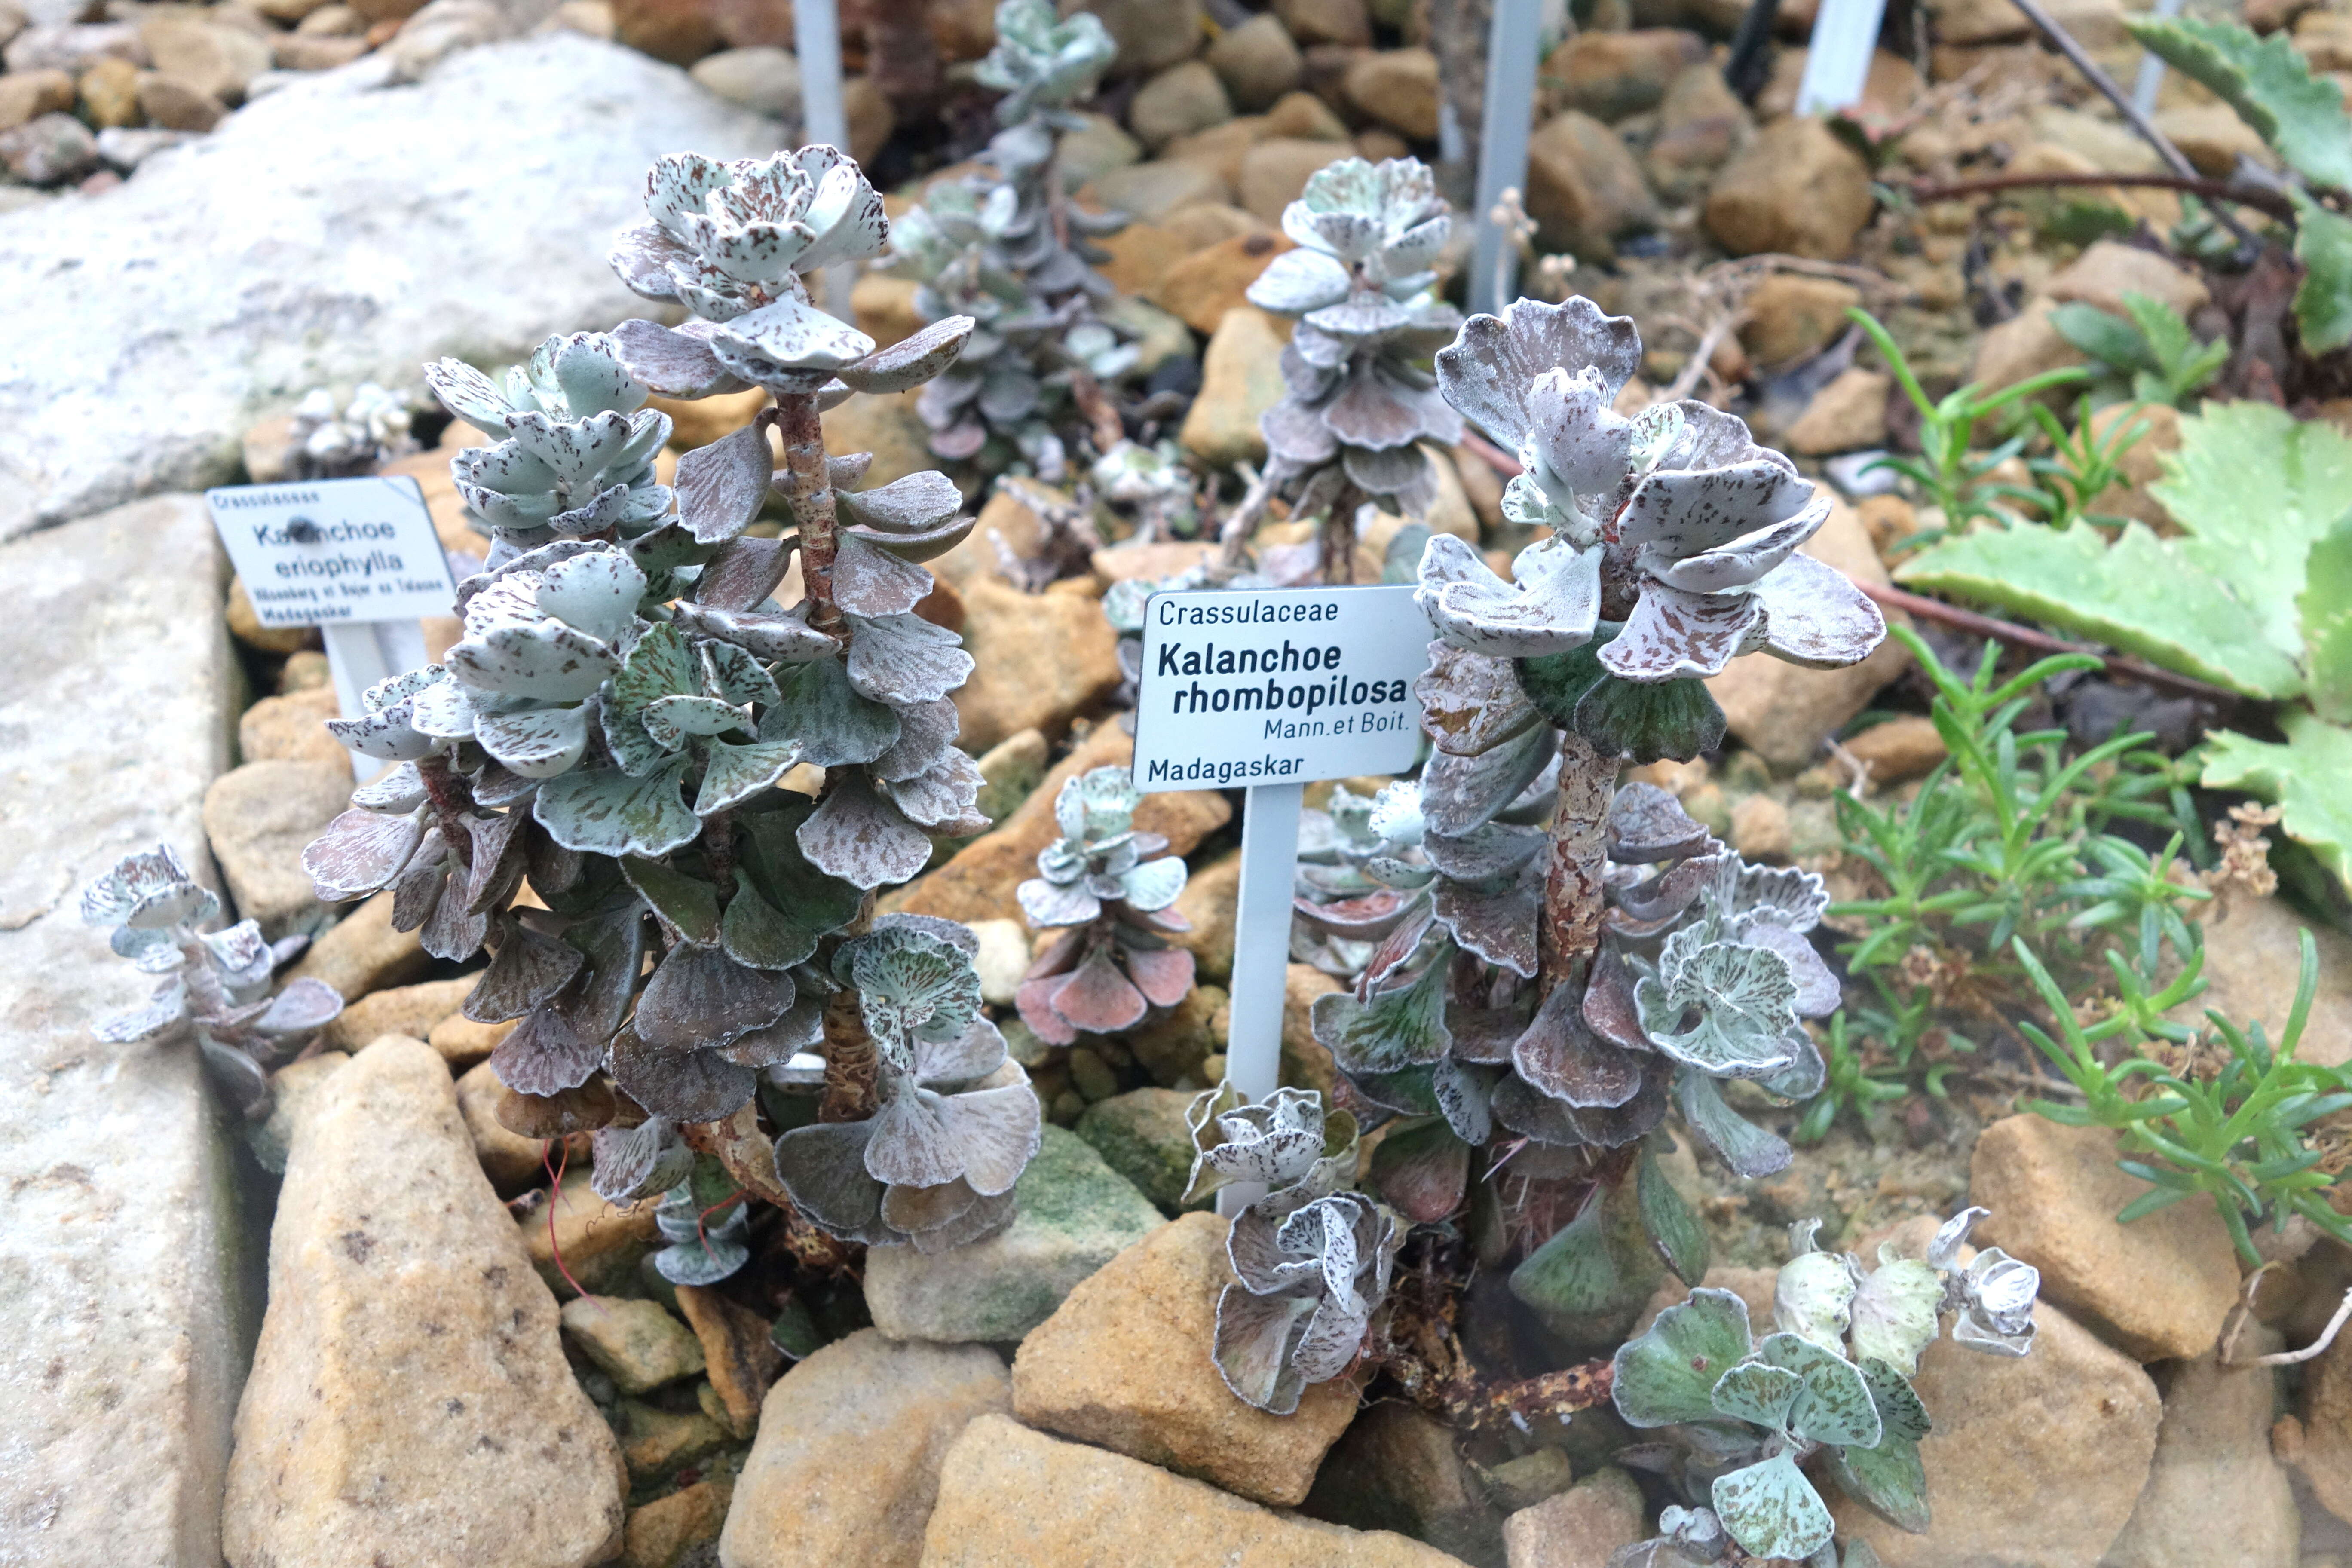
774;390;846;639
1538;733;1614;992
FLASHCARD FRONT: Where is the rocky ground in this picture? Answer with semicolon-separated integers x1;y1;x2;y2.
10;0;2352;1563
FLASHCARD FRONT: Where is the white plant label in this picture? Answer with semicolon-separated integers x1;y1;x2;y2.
204;476;456;628
1131;584;1434;791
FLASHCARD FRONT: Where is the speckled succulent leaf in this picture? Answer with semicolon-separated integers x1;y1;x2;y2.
619;854;722;948
1827;1432;1930;1536
466;922;587;1023
1182;1084;1344;1203
673;602;835;665
1846;1259;1942;1375
1415;532;1600;658
1415;645;1542;758
843;613;974;706
765;657;902;767
674;424;774;545
797;771;934;888
1247;249;1353;316
1857;1357;1932;1444
1523;365;1635;525
1709;1359;1802;1433
652;1185;751;1284
1634;924;1801;1077
1711;1453;1834;1562
1418;722;1556;837
590;1115;695;1205
1599;583;1761;683
1675;1067;1791;1178
532;757;698;857
637;943;796;1051
1750;553;1887;669
1619;451;1820;590
1638;1144;1712;1287
1434;295;1643;450
1753;1332;1881;1448
97;984;190;1044
608;318;754;398
425;356;518;432
1612;1286;1754;1427
847;925;983;1068
712;292;877;376
1312;944;1452;1077
1773;1248;1858;1354
302;807;426;903
837;315;976;394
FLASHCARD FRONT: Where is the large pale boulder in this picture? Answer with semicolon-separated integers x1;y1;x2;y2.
0;496;242;1568
0;32;784;537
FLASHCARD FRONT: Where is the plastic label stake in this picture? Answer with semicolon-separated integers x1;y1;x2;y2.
1130;583;1433;1211
1795;0;1890;116
205;475;458;781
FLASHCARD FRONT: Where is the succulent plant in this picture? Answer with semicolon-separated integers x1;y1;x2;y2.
1230;157;1464;583
773;915;1043;1251
887;0;1136;481
294;144;1041;1258
81;844;342;1116
286;382;418;478
1609;1217;2038;1561
1180;1081;1360;1208
1014;766;1197;1043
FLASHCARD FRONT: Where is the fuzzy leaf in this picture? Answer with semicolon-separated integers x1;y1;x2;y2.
1311;950;1451;1076
1849;1259;1944;1375
1675;1068;1792;1178
608;1027;758;1122
1756;1332;1881;1448
1709;1359;1801;1431
532;756;699;858
1635;927;1801;1076
675;423;774;544
797;772;933;888
1639;1143;1712;1287
1612;1287;1754;1427
1510;1176;1659;1322
836;315;975;394
1712;1453;1834;1562
619;855;722;946
767;657;902;767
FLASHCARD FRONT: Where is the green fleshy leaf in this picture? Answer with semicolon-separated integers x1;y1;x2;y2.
1638;1142;1712;1288
1828;1433;1932;1534
1516;633;1612;727
1848;1259;1943;1375
697;737;801;815
2301;514;2352;725
620;854;721;946
2124;17;2352;193
2202;711;2352;894
1710;1359;1802;1432
766;656;901;767
731;800;865;964
1755;1332;1882;1449
1516;624;1725;764
2292;192;2352;356
1675;1068;1792;1178
1510;1173;1663;1324
1712;1452;1835;1562
534;756;699;857
2050;301;2153;374
1611;1286;1755;1429
1858;1357;1932;1444
1310;946;1452;1076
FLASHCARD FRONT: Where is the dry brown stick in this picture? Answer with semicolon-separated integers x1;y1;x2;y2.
1852;578;2251;708
1910;171;2301;222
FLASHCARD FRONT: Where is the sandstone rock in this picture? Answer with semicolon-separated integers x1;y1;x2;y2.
689;42;797;115
891;722;1228;924
1172;846;1238;983
1740;273;1862;367
285;887;431;999
562;1295;706;1394
672;1283;783;1434
0;497;239;1567
2104;1337;2299;1568
612;0;717;62
1525;110;1659;258
228;575;318;653
952;575;1124;751
1010;1211;1359;1505
1728;792;1792;861
0;33;784;539
250;1050;351;1172
1485;1448;1573;1513
1642;59;1752;202
974;726;1049;821
1756;43;1920;121
2044;238;2209;321
843;74;895;165
1706;497;1906;769
1262;86;1350;141
2297;1311;2352;1525
851;273;925;349
1129;983;1227;1086
1785;367;1890;455
1149;229;1292;334
864;1125;1165;1341
1501;1466;1646;1568
275;32;373;67
0;63;70;127
0;106;93;181
224;1037;627;1567
238;685;346;766
718;1329;1011;1568
1207;11;1300;109
1075;1087;1200;1210
2184;894;2352;1071
1543;26;1705;122
1826;1298;2160;1567
1275;0;1367;44
139;14;272;101
1967;297;2088;394
202;758;353;938
1704;115;1874;259
2155;101;2275;176
1179;303;1290;464
522;1167;663;1297
1970;1115;2241;1361
1844;713;1946;785
457;1057;559;1190
135;72;227;132
1058;109;1141;184
429;1009;515;1069
615;1400;728;1481
80;55;148;126
1236;135;1351;223
1302;1400;1502;1561
1344;46;1438;139
1063;0;1201;73
4;19;146;75
1084;155;1228;221
822;387;937;489
1131;57;1231;149
970;916;1031;1006
622;1478;728;1568
1284;962;1342;1091
318;974;476;1054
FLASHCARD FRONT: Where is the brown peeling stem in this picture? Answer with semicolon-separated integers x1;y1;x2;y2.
680;1101;793;1209
773;391;845;638
818;895;880;1123
1850;577;2250;709
1539;733;1614;992
416;755;475;868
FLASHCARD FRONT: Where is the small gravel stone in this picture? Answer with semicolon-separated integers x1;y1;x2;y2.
560;1296;707;1395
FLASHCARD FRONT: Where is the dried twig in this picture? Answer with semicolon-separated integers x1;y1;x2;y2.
2220;1268;2352;1368
1910;171;2300;223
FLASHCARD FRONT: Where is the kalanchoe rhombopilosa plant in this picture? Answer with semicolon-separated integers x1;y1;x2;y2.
1014;766;1197;1043
81;844;343;1118
772;915;1043;1251
1610;1213;2037;1562
1293;294;1884;1322
888;0;1136;481
1226;158;1464;584
1182;1083;1402;1414
300;145;1041;1253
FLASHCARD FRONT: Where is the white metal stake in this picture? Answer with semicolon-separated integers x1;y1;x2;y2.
321;620;427;782
1795;0;1890;116
1216;778;1305;1217
1467;0;1544;318
2132;0;2187;115
795;0;856;319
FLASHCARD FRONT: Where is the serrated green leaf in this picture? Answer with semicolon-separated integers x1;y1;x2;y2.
2202;710;2352;892
2293;190;2352;357
1611;1286;1755;1428
2125;17;2352;192
1638;1143;1712;1287
2301;514;2352;724
1310;948;1452;1076
1712;1452;1836;1561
